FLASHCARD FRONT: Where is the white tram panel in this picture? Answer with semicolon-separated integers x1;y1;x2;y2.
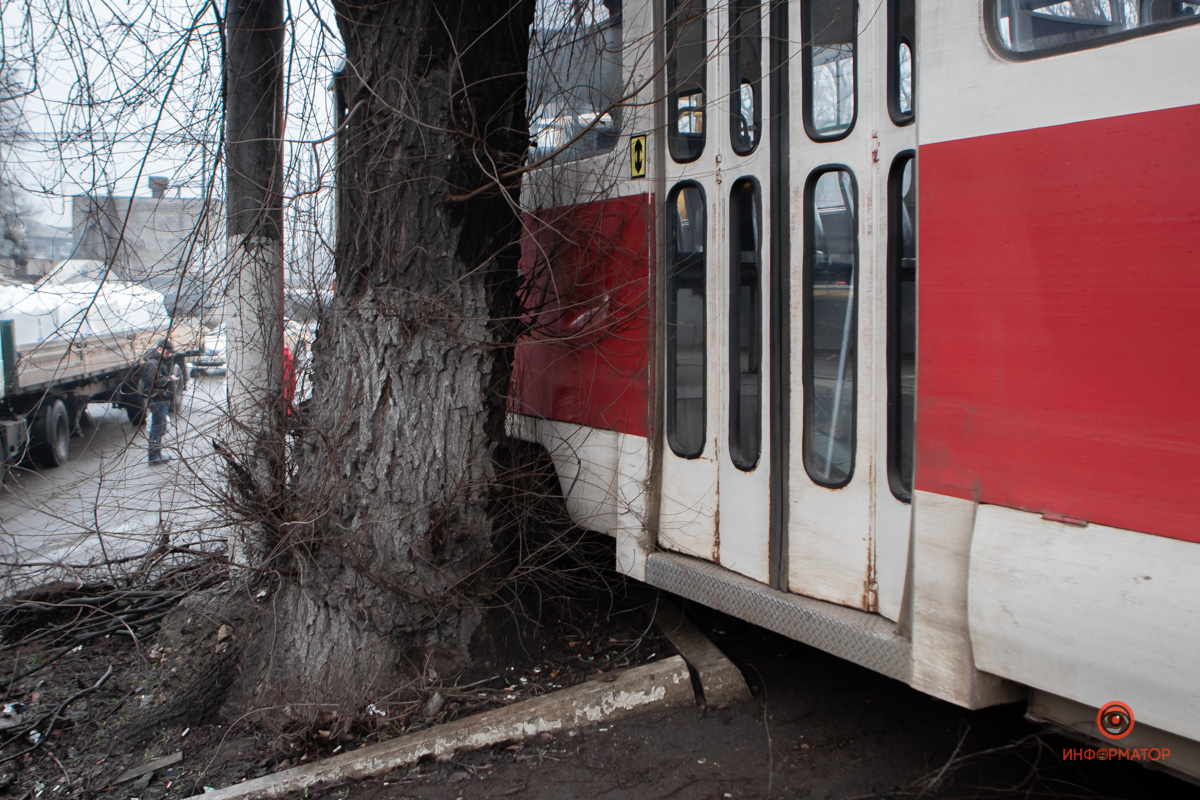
921;2;1200;144
969;505;1200;745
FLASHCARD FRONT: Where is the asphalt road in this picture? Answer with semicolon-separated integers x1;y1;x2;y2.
0;373;228;593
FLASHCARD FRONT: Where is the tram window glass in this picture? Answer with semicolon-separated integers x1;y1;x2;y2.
990;0;1200;55
667;0;707;162
887;156;916;501
804;169;857;487
889;0;915;124
729;179;762;471
528;0;624;163
804;0;857;140
729;1;762;154
667;184;707;458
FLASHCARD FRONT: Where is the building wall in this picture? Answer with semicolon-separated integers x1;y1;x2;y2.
72;194;222;315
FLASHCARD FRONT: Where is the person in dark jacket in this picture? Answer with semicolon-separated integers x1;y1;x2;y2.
140;340;178;465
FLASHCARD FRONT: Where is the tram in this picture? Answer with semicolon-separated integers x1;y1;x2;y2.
508;0;1200;777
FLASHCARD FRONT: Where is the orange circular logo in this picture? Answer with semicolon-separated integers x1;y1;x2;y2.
1097;701;1135;740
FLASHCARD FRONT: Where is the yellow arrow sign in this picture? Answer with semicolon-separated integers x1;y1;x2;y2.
630;134;647;179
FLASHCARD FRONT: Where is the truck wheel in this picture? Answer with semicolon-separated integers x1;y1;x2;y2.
31;399;70;468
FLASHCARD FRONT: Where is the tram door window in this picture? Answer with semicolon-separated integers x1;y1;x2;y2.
667;0;708;162
729;179;762;471
803;169;858;488
528;0;624;163
888;155;916;501
804;0;857;139
889;0;914;124
666;184;707;458
729;0;762;154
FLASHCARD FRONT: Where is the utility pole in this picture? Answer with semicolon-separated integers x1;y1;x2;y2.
224;0;285;561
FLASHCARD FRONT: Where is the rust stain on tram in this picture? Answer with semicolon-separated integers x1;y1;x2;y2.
711;489;720;565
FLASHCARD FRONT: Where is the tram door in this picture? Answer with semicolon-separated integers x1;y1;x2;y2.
657;0;774;584
657;0;916;619
783;0;916;615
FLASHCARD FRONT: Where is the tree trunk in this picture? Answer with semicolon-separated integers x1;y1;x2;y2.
237;0;532;712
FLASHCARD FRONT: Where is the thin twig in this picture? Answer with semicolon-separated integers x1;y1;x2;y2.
0;665;113;767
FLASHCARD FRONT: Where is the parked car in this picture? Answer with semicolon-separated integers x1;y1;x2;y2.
191;325;227;375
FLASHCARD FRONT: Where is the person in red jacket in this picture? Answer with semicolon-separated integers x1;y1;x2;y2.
282;343;296;415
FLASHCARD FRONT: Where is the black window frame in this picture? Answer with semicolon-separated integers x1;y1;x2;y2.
887;0;915;126
985;0;1200;60
729;0;764;155
801;0;859;143
666;181;708;459
802;166;858;489
886;152;916;502
728;177;763;471
666;0;708;163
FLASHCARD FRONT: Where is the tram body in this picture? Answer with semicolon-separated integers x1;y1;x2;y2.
509;0;1200;776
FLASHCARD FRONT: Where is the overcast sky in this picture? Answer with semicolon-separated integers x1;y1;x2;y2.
1;0;344;228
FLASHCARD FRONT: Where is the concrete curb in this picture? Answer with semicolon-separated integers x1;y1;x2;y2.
652;599;752;709
186;655;693;799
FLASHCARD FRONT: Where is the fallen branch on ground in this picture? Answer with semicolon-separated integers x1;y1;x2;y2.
0;553;227;682
0;664;113;767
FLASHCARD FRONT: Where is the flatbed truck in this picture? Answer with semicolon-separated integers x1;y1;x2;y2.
0;280;200;468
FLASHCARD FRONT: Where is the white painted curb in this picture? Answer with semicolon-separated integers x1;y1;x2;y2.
187;655;693;799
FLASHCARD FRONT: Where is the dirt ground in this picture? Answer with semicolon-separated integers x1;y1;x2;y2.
1;581;1191;800
285;612;1190;800
0;571;672;798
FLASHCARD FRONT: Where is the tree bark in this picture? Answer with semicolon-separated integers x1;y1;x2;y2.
236;0;532;712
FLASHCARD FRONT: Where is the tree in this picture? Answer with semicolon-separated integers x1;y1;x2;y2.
219;0;536;714
0;0;595;736
0;0;538;732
